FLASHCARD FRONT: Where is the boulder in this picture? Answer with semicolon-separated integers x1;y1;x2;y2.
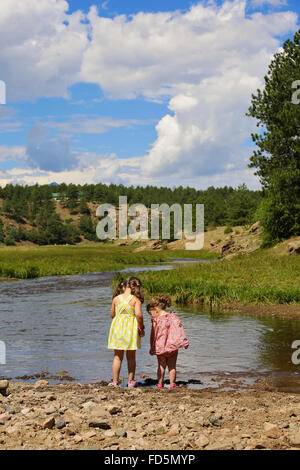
288;241;300;255
249;221;260;233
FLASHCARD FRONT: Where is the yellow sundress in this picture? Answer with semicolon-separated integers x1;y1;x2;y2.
108;294;141;350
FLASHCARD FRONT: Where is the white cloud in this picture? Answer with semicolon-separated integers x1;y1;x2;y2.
45;115;153;135
0;0;89;102
0;145;26;162
251;0;287;7
79;0;298;184
0;0;298;188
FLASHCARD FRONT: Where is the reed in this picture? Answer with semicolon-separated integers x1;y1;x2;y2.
0;244;215;279
137;249;300;306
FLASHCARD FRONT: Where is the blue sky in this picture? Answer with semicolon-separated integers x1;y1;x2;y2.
0;0;299;189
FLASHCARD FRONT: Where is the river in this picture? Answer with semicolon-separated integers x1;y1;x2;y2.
1;261;300;392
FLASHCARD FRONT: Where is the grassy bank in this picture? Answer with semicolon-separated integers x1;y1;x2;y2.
137;249;300;307
0;244;216;279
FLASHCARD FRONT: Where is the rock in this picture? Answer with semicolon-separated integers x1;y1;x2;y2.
82;401;96;410
83;430;97;440
34;380;49;388
99;394;108;401
74;435;83;443
56;418;66;430
0;380;9;391
206;440;233;450
115;428;127;438
65;427;76;436
46;395;56;401
221;239;235;256
155;425;167;435
107;405;122;415
4;405;15;414
42;417;55;430
209;414;222;426
167;423;180;437
127;431;139;440
44;405;56;415
0;412;11;422
21;407;32;415
288;241;300;255
5;425;20;436
89;419;111;430
249;221;260;233
195;434;209;448
288;431;300;446
235;442;244;450
90;408;109;419
104;430;115;438
263;422;282;439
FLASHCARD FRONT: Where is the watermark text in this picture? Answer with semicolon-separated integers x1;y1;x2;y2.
0;341;6;365
96;196;204;250
0;80;6;104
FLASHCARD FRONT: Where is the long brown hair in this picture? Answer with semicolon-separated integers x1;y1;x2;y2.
112;279;125;299
124;276;144;303
147;294;171;313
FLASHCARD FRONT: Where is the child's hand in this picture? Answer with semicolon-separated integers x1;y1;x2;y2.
138;326;145;337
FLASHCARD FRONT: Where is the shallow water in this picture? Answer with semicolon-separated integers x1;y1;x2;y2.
0;262;300;391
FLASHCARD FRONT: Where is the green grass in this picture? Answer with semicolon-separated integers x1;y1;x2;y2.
137;249;300;306
0;244;216;279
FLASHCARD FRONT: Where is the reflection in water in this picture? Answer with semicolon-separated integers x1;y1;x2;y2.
0;267;300;390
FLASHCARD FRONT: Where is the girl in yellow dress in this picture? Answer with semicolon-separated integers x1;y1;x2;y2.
108;277;145;387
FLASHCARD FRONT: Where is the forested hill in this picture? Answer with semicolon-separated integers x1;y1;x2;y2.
0;183;262;246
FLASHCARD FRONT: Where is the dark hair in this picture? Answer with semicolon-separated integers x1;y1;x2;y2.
124;276;144;303
147;294;171;313
112;279;125;299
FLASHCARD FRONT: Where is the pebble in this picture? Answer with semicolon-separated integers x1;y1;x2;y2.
42;417;55;430
56;418;66;430
89;419;111;430
34;380;49;388
195;434;209;448
0;380;9;390
107;405;122;415
289;431;300;446
115;428;127;438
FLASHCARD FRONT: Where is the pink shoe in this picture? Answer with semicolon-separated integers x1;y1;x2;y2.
128;380;136;388
108;381;119;387
156;383;164;389
170;383;177;389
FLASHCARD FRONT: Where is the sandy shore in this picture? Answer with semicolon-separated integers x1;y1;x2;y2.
0;380;300;450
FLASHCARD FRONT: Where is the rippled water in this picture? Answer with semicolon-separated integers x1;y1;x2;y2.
1;262;300;390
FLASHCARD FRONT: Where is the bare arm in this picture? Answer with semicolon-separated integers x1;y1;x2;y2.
134;299;145;334
150;324;155;346
149;323;156;354
110;298;116;319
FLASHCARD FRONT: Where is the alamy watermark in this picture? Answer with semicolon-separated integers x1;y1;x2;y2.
0;341;6;365
291;340;300;365
0;80;6;104
96;196;204;250
291;81;300;104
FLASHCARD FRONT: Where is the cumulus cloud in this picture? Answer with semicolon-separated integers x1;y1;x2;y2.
26;123;79;172
78;0;298;183
0;0;298;188
0;0;88;102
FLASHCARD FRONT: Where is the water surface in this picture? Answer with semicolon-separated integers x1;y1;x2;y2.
0;263;300;391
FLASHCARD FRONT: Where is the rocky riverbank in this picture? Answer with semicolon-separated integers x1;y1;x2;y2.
0;380;300;450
